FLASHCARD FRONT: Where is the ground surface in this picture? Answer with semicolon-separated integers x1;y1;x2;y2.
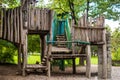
0;64;120;80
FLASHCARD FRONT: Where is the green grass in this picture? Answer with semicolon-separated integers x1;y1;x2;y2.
13;55;41;64
13;55;98;65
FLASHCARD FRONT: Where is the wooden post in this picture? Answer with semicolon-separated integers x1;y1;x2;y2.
98;45;103;79
47;10;54;77
102;29;107;79
22;32;27;76
18;44;22;72
106;32;111;79
86;30;91;78
72;20;76;74
86;44;91;78
98;30;107;79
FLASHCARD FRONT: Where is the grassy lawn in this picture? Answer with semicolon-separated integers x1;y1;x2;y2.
13;55;98;65
14;55;41;64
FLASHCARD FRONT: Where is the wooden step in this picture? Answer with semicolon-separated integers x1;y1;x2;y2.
51;54;87;59
26;64;47;69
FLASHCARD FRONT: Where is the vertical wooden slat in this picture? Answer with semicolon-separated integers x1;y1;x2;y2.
3;8;7;39
0;8;3;38
28;8;30;29
39;9;42;30
41;8;44;30
34;8;37;30
10;9;13;42
36;8;40;29
7;9;11;41
31;8;34;29
20;7;23;44
13;8;17;43
17;7;20;43
46;9;48;30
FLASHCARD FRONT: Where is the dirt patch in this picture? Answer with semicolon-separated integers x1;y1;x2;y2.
0;64;119;80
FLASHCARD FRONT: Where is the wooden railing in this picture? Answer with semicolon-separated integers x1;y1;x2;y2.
74;27;105;43
28;8;53;32
0;7;23;44
0;7;53;44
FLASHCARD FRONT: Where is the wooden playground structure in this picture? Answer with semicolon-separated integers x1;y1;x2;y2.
0;0;111;79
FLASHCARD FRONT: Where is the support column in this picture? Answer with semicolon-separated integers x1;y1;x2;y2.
18;44;22;72
86;44;91;78
47;41;52;77
98;30;107;79
22;33;27;76
106;32;111;78
98;45;103;79
102;30;107;79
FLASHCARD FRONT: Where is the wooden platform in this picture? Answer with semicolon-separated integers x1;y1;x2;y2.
52;46;72;53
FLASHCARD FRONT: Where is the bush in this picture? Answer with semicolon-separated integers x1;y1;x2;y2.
0;40;17;63
112;49;120;61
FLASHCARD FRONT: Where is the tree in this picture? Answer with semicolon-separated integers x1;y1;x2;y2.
111;27;120;60
48;0;120;22
0;40;17;63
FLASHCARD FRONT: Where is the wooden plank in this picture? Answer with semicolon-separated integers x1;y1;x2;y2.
13;8;17;43
28;8;30;29
36;8;40;30
17;7;20;43
34;8;36;30
39;9;41;30
41;9;44;30
44;9;46;30
30;8;35;30
3;8;7;39
7;9;11;41
0;8;3;38
20;7;23;44
10;9;13;42
46;9;48;30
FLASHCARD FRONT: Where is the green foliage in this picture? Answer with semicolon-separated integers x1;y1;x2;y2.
28;35;41;53
111;27;120;60
49;0;120;21
0;40;17;63
2;0;20;8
